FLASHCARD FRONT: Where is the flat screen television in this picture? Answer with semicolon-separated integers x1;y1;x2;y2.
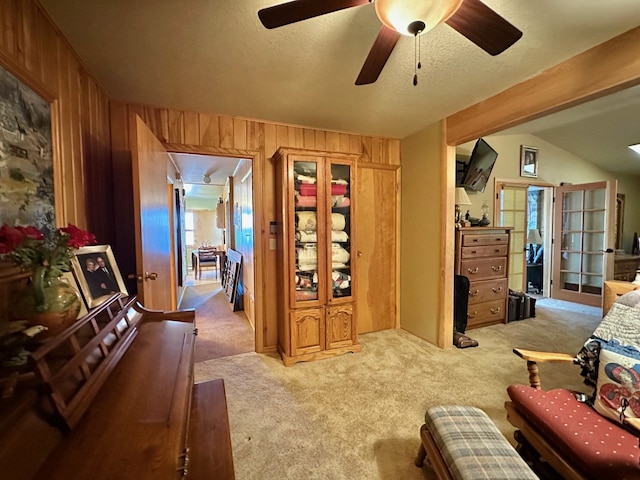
458;138;498;193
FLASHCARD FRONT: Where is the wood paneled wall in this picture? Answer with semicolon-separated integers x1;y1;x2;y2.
108;101;400;351
0;0;112;239
0;1;111;328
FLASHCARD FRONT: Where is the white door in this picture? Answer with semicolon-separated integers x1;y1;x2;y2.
496;183;528;292
551;181;616;306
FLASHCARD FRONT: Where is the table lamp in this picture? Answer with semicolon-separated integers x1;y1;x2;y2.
455;187;472;225
526;228;542;263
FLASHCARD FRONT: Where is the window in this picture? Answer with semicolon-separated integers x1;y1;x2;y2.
185;210;195;246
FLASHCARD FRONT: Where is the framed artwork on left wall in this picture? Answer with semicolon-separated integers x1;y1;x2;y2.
0;61;57;235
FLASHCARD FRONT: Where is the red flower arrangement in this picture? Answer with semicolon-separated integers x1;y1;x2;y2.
0;223;96;281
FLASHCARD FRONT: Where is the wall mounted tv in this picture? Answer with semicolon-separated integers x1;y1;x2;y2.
458;138;499;193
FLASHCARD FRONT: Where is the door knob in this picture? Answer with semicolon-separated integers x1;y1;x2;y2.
127;272;158;282
357;251;362;257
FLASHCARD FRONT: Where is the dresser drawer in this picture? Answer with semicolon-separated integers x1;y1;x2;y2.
460;257;507;280
467;299;507;327
462;233;509;247
461;245;508;259
468;278;508;305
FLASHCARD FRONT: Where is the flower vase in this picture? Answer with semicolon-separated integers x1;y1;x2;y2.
13;266;82;338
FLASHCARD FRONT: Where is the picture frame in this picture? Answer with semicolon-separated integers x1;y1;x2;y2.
59;271;88;318
520;145;539;178
70;245;128;308
0;61;58;234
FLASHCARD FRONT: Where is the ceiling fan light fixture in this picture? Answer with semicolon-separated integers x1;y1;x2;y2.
203;173;211;184
374;0;464;36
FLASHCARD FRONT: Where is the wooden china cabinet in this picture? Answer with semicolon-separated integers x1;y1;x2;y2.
274;148;361;366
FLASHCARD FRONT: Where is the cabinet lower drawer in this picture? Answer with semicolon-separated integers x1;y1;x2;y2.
466;299;507;328
468;278;507;305
460;257;507;280
462;233;509;247
461;245;508;258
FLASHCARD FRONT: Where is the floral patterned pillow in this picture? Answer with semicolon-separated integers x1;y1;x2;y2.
593;340;640;433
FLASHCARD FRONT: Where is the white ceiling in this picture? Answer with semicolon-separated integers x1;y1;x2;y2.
170;152;241;198
39;0;640;174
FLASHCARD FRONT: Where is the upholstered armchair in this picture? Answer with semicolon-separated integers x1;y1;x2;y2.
505;290;640;480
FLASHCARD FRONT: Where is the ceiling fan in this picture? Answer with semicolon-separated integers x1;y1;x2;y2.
258;0;522;85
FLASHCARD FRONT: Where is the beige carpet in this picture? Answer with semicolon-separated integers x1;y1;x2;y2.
194;298;602;480
180;284;255;362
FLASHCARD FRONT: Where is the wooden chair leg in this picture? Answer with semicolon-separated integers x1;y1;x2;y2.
415;441;427;468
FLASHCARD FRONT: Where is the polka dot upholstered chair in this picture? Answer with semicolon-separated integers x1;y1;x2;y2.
506;290;640;480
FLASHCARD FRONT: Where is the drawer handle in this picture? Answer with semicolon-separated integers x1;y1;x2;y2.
490;307;501;314
467;310;478;318
471;250;477;254
492;286;503;293
495;249;501;253
491;265;502;272
472;238;479;242
469;289;480;297
467;267;479;274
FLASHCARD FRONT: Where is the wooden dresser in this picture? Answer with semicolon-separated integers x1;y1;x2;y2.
614;254;640;282
0;294;234;480
455;227;511;329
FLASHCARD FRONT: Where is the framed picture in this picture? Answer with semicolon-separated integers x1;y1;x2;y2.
59;271;88;318
70;245;128;308
0;61;57;235
520;145;539;178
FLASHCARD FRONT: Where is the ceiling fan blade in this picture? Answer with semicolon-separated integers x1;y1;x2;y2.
445;0;522;56
355;25;401;85
258;0;370;29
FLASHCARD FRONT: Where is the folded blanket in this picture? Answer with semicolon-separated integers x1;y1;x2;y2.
296;231;317;243
296;194;316;207
331;195;351;208
296;174;316;184
332;271;351;290
331;213;345;231
331;244;350;264
331;230;348;243
297;211;317;231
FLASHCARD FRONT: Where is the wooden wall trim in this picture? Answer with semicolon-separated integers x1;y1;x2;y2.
446;26;640;145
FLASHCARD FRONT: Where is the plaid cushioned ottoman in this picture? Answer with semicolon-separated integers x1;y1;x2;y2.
416;405;537;480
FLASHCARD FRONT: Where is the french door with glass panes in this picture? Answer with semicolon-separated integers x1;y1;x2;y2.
496;183;528;291
552;181;616;306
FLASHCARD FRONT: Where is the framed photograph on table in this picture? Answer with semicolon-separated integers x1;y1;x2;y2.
520;145;539;178
70;245;128;308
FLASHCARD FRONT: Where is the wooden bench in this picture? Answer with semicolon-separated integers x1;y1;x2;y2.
415;405;537;480
190;378;235;479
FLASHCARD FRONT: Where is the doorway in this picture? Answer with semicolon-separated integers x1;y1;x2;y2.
170;150;257;357
495;180;553;297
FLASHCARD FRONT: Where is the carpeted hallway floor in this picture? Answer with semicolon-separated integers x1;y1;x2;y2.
179;283;255;363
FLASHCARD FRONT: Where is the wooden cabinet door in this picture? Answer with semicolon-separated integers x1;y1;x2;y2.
290;308;324;357
326;304;355;349
356;165;398;333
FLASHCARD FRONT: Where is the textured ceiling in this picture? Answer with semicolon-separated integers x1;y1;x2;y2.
39;0;640;174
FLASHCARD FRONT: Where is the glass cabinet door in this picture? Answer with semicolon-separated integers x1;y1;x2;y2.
292;159;323;304
327;160;353;302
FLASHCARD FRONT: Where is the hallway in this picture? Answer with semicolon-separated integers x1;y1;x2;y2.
179;273;254;363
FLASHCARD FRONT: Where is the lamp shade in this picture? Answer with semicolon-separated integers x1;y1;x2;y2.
527;228;542;245
375;0;464;36
454;187;471;206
